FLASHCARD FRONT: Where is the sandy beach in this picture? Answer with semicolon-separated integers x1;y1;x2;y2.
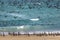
0;35;60;40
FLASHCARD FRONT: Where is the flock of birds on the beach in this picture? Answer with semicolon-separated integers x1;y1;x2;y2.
0;31;60;36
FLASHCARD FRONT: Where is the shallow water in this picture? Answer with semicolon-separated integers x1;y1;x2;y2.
0;0;60;32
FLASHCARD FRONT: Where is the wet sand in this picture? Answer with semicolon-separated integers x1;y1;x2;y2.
0;35;60;40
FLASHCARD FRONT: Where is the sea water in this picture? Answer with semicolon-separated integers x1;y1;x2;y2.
0;0;60;32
